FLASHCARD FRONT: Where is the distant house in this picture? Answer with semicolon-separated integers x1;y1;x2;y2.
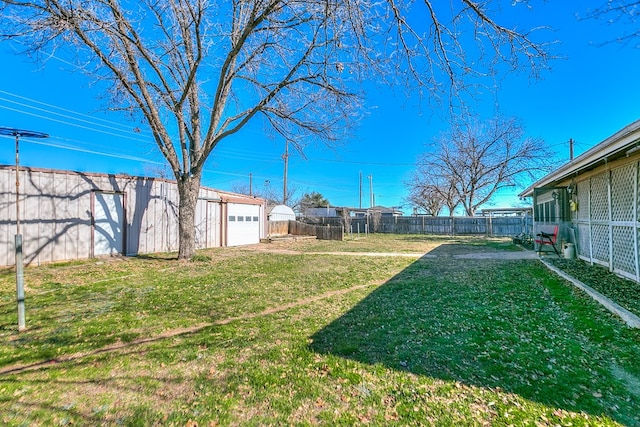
520;119;640;281
0;165;267;266
352;206;403;218
479;207;533;217
304;206;339;218
372;206;404;217
305;205;404;219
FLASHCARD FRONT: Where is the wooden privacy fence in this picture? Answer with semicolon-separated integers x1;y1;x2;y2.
268;220;290;236
299;216;532;237
268;220;343;241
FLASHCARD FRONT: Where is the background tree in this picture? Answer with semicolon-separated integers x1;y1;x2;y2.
231;180;301;209
406;172;460;216
340;207;352;232
370;209;382;233
299;192;330;211
405;183;443;216
412;116;554;217
0;0;553;258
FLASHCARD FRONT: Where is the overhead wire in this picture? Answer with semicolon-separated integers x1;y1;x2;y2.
25;138;164;165
1;89;415;204
0;104;150;143
1;89;419;168
0;89;152;137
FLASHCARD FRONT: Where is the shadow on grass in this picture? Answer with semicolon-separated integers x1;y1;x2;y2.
309;252;640;425
396;235;454;243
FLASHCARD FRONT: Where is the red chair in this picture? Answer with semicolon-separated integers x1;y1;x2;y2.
535;225;559;255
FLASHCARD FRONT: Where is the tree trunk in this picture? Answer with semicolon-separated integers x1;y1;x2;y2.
177;172;202;260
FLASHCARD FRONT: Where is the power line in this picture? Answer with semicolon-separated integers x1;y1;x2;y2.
24;138;164;165
303;156;417;167
1;91;419;168
0;104;151;143
2;137;271;181
0;97;149;141
0;89;151;137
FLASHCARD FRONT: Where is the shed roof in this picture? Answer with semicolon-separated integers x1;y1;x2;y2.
0;164;266;205
268;204;295;216
519;119;640;197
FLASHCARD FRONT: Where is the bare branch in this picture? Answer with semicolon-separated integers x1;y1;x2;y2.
582;1;640;47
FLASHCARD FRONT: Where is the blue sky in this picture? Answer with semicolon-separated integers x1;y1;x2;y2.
1;1;640;213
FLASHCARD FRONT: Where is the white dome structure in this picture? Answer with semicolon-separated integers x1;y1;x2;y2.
268;204;296;221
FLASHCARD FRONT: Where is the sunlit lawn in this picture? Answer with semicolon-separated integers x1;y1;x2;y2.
1;234;639;426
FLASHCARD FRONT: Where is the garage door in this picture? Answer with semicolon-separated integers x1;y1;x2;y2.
227;203;260;246
93;191;125;256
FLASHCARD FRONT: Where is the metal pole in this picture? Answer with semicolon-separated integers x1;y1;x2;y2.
282;141;289;205
1;127;49;332
569;138;574;161
15;134;20;235
359;171;362;209
15;134;25;331
16;234;25;331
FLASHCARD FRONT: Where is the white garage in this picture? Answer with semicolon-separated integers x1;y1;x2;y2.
226;202;263;246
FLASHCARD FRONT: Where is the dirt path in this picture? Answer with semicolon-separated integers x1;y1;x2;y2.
0;281;382;376
239;243;540;260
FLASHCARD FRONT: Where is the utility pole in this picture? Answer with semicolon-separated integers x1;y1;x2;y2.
359;171;362;209
368;174;374;208
282;141;289;205
569;138;574;161
249;173;253;196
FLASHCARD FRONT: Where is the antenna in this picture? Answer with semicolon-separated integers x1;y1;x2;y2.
0;127;49;332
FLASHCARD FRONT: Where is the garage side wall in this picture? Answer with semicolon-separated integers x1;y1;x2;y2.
0;167;96;266
0;167;240;266
195;189;223;250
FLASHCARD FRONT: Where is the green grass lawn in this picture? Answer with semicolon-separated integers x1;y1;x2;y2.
1;234;639;426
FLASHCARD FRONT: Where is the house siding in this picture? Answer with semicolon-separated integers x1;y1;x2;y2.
569;157;640;281
522;120;640;283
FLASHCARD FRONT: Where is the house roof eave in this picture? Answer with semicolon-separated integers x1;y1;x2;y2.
519;119;640;198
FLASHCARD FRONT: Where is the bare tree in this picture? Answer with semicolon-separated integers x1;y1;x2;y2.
262;182;301;207
0;0;553;258
413;116;554;217
406;182;442;216
340;207;352;233
233;179;301;208
584;1;640;46
406;171;459;216
370;209;382;233
230;182;254;197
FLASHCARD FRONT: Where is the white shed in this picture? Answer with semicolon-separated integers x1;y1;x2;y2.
268;205;296;221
